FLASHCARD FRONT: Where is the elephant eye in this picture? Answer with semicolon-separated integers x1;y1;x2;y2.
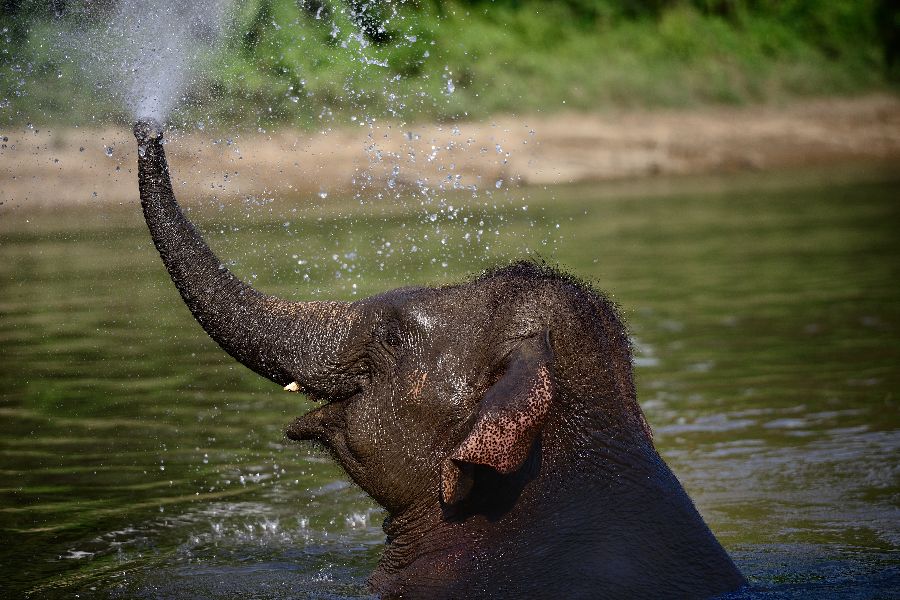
385;328;402;347
374;319;402;348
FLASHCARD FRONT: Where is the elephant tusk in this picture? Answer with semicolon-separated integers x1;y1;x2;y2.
284;381;300;392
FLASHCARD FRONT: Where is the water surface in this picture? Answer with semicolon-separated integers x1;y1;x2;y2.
1;167;898;598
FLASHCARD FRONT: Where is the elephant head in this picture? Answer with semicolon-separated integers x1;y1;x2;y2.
134;120;745;599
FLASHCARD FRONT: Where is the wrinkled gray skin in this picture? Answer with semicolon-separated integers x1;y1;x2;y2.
134;120;746;599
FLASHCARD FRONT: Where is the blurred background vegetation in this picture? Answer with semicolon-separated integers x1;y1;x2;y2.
1;0;898;128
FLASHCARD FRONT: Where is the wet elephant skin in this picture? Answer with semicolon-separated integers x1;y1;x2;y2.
134;120;746;599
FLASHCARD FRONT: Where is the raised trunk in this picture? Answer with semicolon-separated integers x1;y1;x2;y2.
133;120;365;395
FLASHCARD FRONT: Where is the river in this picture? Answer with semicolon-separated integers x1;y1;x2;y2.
1;166;897;598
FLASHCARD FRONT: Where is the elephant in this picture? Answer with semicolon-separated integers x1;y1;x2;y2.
133;119;746;599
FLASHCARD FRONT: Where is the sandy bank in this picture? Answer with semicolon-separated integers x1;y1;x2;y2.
2;94;899;208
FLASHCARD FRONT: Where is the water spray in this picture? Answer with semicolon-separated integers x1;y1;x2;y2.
69;0;233;123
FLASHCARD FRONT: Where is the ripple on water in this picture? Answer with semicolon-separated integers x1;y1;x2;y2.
3;172;899;598
41;494;384;599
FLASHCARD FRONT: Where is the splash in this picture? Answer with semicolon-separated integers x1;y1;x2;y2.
68;0;233;122
118;0;233;121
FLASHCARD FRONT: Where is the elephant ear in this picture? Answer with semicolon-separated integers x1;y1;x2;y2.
441;332;554;505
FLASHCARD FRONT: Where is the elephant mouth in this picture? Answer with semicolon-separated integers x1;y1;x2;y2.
284;397;368;485
284;394;351;442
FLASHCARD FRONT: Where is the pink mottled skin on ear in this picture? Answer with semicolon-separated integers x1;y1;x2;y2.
442;361;553;504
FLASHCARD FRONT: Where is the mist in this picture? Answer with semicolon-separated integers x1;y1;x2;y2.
69;0;234;122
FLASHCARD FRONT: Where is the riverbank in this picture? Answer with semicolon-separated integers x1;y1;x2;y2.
1;94;899;209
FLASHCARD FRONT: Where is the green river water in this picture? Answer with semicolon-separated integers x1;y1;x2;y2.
1;166;898;598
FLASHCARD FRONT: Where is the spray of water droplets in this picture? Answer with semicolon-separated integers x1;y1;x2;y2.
64;0;234;122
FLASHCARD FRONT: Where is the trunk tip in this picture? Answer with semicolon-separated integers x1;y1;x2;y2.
133;119;163;144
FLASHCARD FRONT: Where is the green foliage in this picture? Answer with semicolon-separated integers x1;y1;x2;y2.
0;0;894;127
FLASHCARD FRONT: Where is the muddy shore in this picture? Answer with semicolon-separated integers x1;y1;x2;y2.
2;94;898;208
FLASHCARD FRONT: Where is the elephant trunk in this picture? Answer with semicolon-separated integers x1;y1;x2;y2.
133;120;366;395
